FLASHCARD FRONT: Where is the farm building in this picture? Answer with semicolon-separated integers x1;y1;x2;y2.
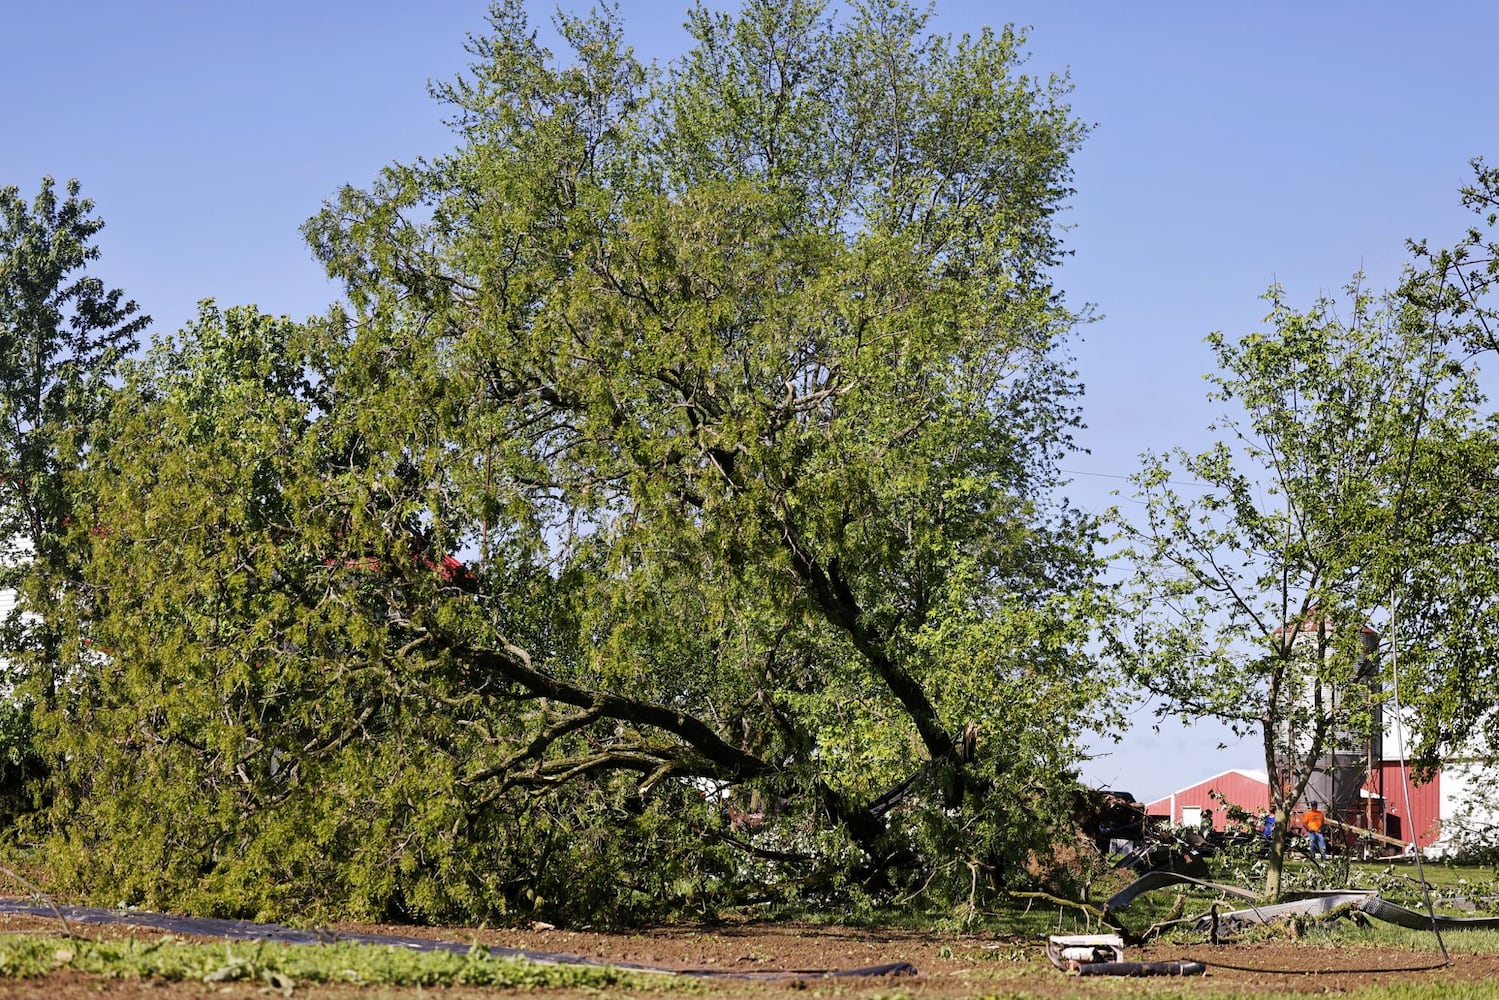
1143;759;1487;852
1137;614;1499;856
1144;768;1270;834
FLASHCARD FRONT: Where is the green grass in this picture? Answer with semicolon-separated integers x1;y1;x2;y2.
0;933;691;993
6;919;1499;1000
1336;923;1499;953
1054;985;1499;1000
3;854;1496;998
1325;988;1499;1000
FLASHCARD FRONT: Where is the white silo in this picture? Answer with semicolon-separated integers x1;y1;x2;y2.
1272;616;1382;821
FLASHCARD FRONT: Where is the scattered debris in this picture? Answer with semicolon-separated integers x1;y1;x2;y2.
1045;934;1124;970
1106;870;1499;934
1045;933;1203;977
1077;789;1147;854
1197;892;1499;934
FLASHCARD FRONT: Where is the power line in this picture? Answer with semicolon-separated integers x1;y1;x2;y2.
1058;467;1215;490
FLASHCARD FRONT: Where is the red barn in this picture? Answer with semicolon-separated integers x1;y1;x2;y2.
1145;768;1270;832
1144;762;1458;850
1370;760;1443;849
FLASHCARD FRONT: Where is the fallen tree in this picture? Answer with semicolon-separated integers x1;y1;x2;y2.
34;0;1117;924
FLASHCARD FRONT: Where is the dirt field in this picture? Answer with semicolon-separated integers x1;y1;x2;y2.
0;907;1486;998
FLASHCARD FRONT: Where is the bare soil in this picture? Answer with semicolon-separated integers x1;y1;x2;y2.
0;907;1485;999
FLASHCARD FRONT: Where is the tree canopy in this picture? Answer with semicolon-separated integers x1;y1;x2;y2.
37;0;1116;923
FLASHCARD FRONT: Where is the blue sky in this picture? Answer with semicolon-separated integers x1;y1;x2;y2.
6;1;1497;801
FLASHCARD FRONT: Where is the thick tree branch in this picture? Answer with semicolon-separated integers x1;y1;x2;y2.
779;526;953;762
457;634;778;784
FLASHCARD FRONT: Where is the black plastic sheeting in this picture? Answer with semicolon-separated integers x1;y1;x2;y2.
1104;869;1259;911
1073;960;1205;977
0;898;917;981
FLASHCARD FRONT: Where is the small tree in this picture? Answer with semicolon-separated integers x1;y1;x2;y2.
1115;282;1492;899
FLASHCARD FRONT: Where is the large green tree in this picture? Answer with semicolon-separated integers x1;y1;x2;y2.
1115;282;1496;898
1391;158;1499;780
0;177;146;817
44;0;1115;923
0;177;146;565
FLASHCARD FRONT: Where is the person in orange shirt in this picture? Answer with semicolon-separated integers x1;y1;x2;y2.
1303;801;1327;860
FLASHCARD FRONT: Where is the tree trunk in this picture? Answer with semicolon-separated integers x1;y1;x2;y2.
1263;807;1290;899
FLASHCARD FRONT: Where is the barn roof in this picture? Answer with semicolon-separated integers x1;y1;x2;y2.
1143;768;1269;812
